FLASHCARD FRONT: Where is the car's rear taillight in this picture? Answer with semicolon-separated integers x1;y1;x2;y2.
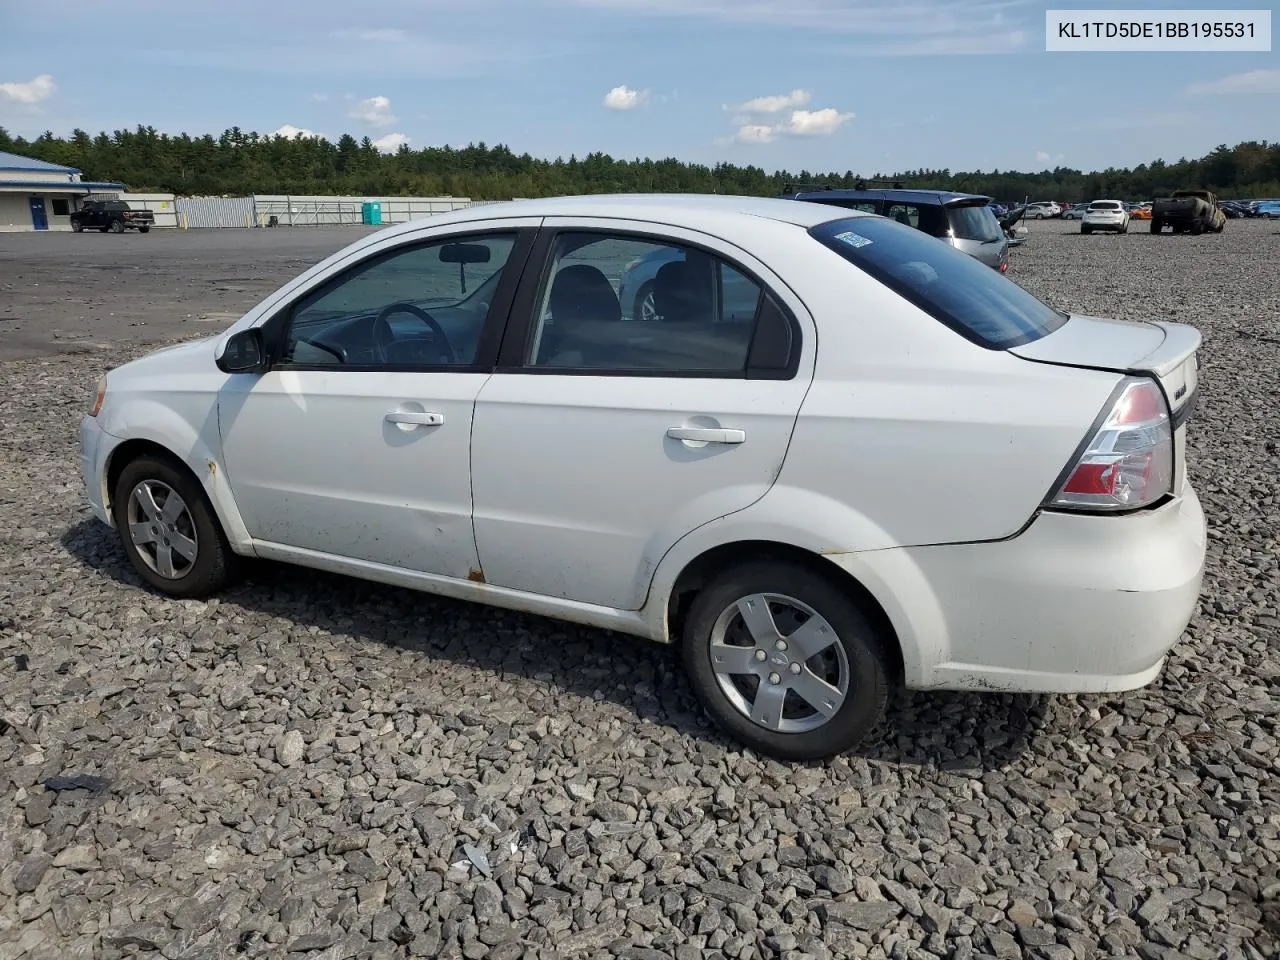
1049;377;1173;512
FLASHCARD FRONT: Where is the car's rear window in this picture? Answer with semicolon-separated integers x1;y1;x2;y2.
809;217;1067;349
947;204;1002;242
1090;201;1121;210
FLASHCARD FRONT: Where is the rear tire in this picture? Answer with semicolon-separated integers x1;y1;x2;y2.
111;454;236;599
1081;225;1091;234
1190;220;1204;235
682;561;892;761
71;221;83;233
1151;219;1162;234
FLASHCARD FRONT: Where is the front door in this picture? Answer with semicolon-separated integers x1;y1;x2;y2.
470;221;815;610
29;196;47;230
218;225;534;578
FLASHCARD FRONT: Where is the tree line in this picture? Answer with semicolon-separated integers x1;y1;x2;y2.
2;126;1277;203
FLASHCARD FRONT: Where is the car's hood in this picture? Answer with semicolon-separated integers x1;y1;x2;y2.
112;336;217;377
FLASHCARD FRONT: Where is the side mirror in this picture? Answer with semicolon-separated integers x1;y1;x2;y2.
216;328;268;374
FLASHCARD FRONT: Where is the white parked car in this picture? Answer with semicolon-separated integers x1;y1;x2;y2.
1082;200;1131;234
1024;201;1062;219
81;195;1206;760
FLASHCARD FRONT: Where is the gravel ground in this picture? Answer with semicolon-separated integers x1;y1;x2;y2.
1;219;1279;960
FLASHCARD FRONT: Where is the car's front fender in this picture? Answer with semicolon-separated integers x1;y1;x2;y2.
98;398;255;554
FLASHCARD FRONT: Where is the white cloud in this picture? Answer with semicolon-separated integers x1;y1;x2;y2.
1035;150;1051;164
331;28;409;43
735;89;811;114
1186;69;1280;96
273;124;326;140
848;29;1029;55
350;95;397;128
310;93;329;102
779;107;852;136
574;0;1030;36
734;124;777;144
0;74;56;106
731;101;852;144
603;85;649;110
372;132;411;152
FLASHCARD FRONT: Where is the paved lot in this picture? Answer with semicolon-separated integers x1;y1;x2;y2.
1;219;1279;960
0;228;378;362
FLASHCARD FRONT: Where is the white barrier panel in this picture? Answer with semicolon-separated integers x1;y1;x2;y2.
251;195;474;227
119;193;179;228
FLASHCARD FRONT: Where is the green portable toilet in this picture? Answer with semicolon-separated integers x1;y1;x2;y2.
361;201;382;225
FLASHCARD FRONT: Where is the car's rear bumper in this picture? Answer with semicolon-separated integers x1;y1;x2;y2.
835;485;1206;693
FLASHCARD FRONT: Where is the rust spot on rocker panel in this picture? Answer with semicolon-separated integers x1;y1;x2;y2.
467;567;486;584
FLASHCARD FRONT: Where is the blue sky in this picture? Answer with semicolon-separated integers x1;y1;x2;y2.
0;0;1275;174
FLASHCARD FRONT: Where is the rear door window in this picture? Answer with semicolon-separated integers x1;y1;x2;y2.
810;217;1066;349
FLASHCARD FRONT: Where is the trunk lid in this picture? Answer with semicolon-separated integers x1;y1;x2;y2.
1011;314;1200;493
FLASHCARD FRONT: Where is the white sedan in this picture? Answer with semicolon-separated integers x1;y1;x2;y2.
81;194;1206;760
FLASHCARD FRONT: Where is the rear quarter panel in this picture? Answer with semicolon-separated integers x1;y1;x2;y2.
759;241;1123;549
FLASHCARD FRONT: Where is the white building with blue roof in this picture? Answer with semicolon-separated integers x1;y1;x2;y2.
0;151;125;231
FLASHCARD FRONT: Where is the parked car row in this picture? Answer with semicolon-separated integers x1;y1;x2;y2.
1229;199;1280;218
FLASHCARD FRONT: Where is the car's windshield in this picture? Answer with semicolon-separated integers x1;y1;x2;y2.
948;204;1002;242
810;216;1066;349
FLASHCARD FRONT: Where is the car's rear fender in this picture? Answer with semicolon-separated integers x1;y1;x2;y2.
639;488;946;685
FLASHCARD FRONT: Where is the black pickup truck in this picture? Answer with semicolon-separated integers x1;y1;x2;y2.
70;200;155;234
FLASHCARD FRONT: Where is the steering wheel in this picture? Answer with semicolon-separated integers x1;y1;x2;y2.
372;301;455;364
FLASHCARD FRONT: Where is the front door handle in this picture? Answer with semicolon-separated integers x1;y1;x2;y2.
386;410;444;427
666;426;745;445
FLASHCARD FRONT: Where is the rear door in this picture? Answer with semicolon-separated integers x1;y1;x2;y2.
468;219;816;610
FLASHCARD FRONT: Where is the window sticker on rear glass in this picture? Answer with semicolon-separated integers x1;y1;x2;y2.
833;230;873;249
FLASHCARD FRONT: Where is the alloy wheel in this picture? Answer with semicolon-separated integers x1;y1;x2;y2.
708;593;850;733
125;479;199;579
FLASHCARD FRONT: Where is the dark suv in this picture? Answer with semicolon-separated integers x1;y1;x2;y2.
779;187;1010;272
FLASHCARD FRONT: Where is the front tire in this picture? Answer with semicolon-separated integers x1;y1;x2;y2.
682;561;892;761
632;281;657;322
110;219;125;234
111;454;235;598
138;226;151;234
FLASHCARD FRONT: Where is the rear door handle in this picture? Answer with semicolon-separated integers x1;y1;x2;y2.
666;426;745;445
386;411;444;427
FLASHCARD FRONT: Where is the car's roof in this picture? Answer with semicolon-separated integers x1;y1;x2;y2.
785;188;990;207
390;194;864;234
